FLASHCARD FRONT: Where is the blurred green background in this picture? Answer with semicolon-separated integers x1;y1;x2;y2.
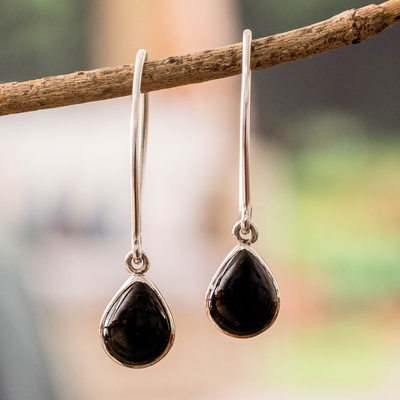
0;0;89;82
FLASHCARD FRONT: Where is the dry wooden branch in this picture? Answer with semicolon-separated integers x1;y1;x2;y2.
0;0;399;117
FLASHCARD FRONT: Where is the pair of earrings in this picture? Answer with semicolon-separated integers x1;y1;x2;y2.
99;30;280;369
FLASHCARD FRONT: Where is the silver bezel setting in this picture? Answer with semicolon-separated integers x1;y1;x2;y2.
205;243;280;339
99;274;175;368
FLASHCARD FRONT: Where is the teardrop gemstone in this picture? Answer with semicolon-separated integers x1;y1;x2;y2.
100;276;174;368
206;246;280;338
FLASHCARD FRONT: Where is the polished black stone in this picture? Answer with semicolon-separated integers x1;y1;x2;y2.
208;249;278;337
102;281;172;367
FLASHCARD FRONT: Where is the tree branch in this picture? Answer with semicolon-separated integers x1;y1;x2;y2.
1;0;399;117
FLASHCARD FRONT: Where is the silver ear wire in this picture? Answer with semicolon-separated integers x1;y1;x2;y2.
239;29;252;235
130;49;148;265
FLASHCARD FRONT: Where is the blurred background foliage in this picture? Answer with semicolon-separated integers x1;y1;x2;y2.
289;111;400;307
0;0;89;82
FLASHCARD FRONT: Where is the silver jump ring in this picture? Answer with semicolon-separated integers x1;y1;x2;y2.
125;251;150;275
232;220;259;245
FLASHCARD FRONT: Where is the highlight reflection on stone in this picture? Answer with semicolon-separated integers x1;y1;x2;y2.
101;279;174;367
207;247;279;337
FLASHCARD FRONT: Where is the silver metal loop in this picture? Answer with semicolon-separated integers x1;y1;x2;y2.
232;220;259;245
239;29;253;235
125;251;150;275
130;49;148;265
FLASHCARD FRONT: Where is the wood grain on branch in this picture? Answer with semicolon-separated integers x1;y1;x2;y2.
1;0;399;117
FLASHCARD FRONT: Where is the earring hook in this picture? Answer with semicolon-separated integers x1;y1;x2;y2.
239;29;252;235
130;49;148;264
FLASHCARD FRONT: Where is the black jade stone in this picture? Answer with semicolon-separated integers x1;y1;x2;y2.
208;249;278;337
102;281;172;367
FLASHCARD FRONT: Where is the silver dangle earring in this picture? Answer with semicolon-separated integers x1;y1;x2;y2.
205;30;280;338
100;49;175;368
